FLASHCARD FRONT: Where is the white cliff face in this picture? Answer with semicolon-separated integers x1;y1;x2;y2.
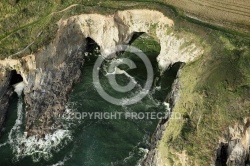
0;9;205;162
0;54;36;84
0;9;205;82
76;14;120;55
156;33;204;71
0;10;204;76
59;9;204;71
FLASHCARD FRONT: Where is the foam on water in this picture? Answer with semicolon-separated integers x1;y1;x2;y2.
119;140;149;166
8;82;25;145
0;142;8;148
48;149;73;166
59;104;81;129
13;81;25;96
3;82;73;162
136;148;149;166
50;161;65;166
163;102;170;111
11;129;72;162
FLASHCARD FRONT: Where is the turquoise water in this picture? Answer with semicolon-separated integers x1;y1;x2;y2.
0;36;180;166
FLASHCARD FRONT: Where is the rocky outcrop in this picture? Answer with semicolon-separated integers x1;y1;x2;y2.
0;9;204;138
0;55;35;136
23;20;86;136
0;21;86;136
0;70;13;136
216;118;250;166
71;10;203;71
0;89;13;132
142;70;182;166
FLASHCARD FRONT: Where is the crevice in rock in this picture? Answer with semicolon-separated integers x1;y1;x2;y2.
9;70;23;86
164;62;184;106
0;70;18;137
84;37;101;65
215;143;228;166
128;32;145;45
142;62;184;166
215;119;250;166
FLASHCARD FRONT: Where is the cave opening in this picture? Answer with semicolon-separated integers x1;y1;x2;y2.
220;143;228;165
9;70;23;86
216;143;228;166
128;32;145;45
84;37;101;65
86;37;100;53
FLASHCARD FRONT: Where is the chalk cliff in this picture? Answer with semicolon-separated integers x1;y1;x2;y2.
0;9;203;136
0;9;204;161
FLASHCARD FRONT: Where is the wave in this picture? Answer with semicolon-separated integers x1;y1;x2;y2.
136;148;149;166
0;142;8;148
2;82;73;162
13;82;25;96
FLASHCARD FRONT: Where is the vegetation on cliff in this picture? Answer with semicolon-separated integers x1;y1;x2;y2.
1;0;249;59
0;0;250;165
158;31;250;165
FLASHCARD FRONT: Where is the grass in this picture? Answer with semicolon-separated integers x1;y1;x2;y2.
129;33;161;54
1;0;249;59
0;0;250;164
157;30;250;165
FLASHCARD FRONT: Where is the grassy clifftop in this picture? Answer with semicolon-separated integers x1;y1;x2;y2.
1;0;250;165
1;0;250;59
158;30;250;165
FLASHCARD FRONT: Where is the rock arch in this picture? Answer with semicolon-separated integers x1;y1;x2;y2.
61;9;204;71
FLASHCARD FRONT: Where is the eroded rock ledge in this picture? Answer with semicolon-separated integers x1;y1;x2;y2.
0;70;13;136
216;118;250;165
0;10;204;156
142;72;182;166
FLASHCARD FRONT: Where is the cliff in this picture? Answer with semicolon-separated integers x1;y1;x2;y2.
0;9;203;137
0;69;13;136
0;0;249;164
0;9;207;162
216;118;250;165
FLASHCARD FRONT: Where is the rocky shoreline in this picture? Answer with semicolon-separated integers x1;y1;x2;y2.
0;9;203;138
0;10;205;163
0;20;86;137
0;88;13;136
23;22;86;136
215;118;250;165
142;69;181;166
0;70;13;137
